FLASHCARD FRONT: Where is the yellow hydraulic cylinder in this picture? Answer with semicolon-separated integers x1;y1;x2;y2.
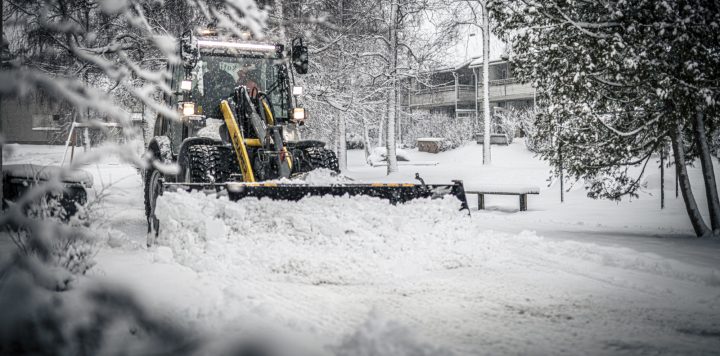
259;97;293;170
220;100;255;182
261;99;275;126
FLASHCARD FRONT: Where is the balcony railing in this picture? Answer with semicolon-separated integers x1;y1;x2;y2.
478;81;534;101
405;79;534;108
488;78;519;86
412;84;474;95
407;85;476;107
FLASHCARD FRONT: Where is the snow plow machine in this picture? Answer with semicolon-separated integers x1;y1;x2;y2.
143;30;467;235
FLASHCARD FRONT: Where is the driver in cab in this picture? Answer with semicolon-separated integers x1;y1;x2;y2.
236;65;259;94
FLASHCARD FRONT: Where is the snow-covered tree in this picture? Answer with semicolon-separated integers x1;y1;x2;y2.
0;1;273;353
267;0;454;173
493;0;720;237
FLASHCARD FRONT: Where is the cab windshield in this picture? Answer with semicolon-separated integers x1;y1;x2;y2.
184;54;289;120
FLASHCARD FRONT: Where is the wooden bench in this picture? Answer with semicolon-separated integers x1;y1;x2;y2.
465;186;540;211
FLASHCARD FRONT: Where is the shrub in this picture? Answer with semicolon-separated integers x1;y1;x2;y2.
402;110;474;150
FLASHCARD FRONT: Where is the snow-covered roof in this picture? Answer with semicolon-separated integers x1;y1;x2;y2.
453;57;476;71
467;56;509;68
422;52;510;75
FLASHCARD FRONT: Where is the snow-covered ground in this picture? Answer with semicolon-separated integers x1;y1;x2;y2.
3;141;720;355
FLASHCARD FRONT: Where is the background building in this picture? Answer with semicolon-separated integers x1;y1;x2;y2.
1;92;147;145
1;93;72;144
402;57;535;123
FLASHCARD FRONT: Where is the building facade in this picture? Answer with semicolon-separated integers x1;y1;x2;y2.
1;93;73;144
1;92;147;145
402;58;535;122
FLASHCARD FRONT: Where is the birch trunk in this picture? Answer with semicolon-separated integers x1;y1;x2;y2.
397;95;402;145
693;111;720;234
385;0;399;174
336;0;347;171
362;116;371;161
671;121;712;237
378;96;387;147
481;1;491;165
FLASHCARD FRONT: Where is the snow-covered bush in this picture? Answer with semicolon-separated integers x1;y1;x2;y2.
6;193;97;276
346;132;365;150
0;257;215;355
710;130;720;160
495;108;546;152
0;0;276;354
494;110;519;144
402;110;474;150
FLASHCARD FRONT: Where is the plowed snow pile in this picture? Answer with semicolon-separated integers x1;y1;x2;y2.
156;192;473;284
154;191;720;355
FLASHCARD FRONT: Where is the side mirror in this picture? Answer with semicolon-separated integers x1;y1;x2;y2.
291;38;309;75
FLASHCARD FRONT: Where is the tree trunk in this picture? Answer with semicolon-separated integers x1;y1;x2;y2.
336;0;347;172
676;167;679;198
275;0;286;43
397;92;402;145
481;0;491;165
671;121;712;237
338;111;347;172
693;111;720;234
385;0;399;174
660;142;665;209
0;136;3;209
378;102;385;148
361;115;371;162
559;137;564;203
1;0;4;209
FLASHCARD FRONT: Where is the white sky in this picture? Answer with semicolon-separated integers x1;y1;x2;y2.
449;26;507;64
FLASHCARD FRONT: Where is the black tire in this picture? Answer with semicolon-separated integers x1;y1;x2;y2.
184;145;220;183
144;167;163;242
182;144;240;183
304;147;340;173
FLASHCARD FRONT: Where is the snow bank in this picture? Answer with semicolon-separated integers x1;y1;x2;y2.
155;191;720;289
155;191;473;285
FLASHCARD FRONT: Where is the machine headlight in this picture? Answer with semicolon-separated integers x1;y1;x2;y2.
292;107;306;123
182;102;195;116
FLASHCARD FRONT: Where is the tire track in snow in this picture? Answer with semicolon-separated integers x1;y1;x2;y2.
153;190;720;355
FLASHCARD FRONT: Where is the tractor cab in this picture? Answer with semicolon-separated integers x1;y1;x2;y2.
157;31;308;154
176;39;290;120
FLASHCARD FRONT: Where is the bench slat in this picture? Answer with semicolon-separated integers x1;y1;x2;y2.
465;191;538;211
